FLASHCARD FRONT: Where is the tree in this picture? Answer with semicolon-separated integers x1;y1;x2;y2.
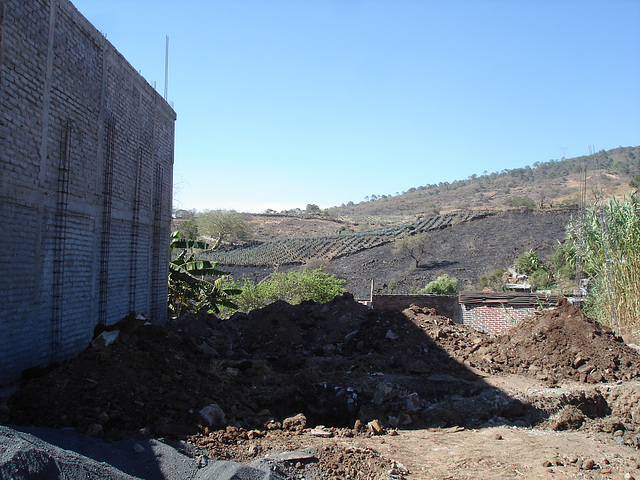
306;204;320;214
177;218;198;240
393;232;431;268
196;209;251;249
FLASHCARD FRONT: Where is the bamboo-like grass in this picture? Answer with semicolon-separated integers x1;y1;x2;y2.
569;197;640;340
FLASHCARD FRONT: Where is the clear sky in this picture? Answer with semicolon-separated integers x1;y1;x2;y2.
72;0;640;213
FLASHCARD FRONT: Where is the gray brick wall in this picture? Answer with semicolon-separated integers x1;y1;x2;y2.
0;0;176;384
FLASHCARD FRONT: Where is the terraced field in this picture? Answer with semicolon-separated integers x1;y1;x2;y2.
199;210;492;266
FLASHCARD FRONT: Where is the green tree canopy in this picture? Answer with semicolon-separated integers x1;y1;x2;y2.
196;209;251;249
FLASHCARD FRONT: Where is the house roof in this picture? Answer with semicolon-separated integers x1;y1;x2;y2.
459;292;560;307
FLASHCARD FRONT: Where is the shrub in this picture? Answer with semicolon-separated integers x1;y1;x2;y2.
509;196;536;209
480;270;504;291
217;268;346;316
516;249;541;275
420;274;458;295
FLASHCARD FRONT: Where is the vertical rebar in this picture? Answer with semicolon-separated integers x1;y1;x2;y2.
129;147;143;311
52;119;72;360
99;117;116;325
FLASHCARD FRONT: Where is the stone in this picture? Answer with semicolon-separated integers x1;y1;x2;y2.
406;392;420;412
368;419;384;435
199;403;226;429
309;426;333;438
387;416;399;428
265;450;317;462
132;443;145;454
398;413;413;426
582;459;595;470
577;364;594;374
86;423;103;438
587;370;603;383
353;419;365;433
373;382;394;405
199;342;219;356
282;413;307;431
91;330;119;348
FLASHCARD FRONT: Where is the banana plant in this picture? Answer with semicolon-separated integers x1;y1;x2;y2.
169;231;241;316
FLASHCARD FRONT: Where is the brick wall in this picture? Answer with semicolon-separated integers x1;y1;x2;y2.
460;303;556;334
0;0;176;384
460;304;534;334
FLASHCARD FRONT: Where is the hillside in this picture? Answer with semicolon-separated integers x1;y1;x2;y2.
192;147;638;297
328;146;639;218
208;207;576;298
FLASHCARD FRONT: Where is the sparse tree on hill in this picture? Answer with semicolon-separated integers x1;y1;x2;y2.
394;232;432;268
196;209;251;249
306;204;320;214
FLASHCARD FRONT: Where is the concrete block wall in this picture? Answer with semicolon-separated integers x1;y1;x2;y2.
0;0;176;384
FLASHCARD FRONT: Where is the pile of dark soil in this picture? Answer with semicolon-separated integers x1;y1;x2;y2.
7;296;517;442
7;314;251;440
465;300;640;384
7;295;640;446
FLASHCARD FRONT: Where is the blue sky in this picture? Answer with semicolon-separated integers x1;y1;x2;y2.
72;0;640;213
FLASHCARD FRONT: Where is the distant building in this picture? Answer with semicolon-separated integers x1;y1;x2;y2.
0;0;176;384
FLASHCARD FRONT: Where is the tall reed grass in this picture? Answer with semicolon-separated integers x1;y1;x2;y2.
568;197;640;339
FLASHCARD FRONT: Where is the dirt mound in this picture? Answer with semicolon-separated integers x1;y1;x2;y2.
7;296;527;442
401;305;486;362
8;314;251;440
466;299;640;384
6;296;640;478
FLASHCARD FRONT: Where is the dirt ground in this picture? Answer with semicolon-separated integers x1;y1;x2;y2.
4;296;640;479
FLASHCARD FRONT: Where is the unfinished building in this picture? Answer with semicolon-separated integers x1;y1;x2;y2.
0;0;176;384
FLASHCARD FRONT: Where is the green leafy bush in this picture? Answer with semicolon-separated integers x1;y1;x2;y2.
420;274;458;295
217;267;346;316
516;249;541;274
